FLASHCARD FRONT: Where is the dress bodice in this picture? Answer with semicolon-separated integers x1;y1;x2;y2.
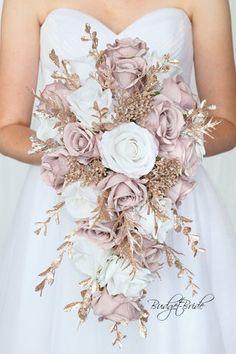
39;7;194;86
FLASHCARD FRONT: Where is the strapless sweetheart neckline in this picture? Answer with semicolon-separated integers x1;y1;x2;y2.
39;5;194;85
40;7;192;36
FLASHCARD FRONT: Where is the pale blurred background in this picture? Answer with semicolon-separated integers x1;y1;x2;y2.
0;0;235;247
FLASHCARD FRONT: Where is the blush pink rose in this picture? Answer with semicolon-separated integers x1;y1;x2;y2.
63;122;99;164
91;287;143;322
111;57;147;91
161;75;197;111
146;94;185;152
105;37;148;59
41;150;69;192
97;172;147;212
77;219;121;249
167;177;196;206
159;137;185;161
38;81;73;113
142;238;164;272
98;38;148;92
160;136;200;178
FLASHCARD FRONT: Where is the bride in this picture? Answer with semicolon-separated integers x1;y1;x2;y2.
0;0;236;353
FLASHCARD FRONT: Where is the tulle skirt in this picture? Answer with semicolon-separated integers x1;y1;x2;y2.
0;164;236;354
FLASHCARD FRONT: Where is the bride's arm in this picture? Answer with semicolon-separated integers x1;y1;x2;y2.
0;0;43;165
192;0;236;156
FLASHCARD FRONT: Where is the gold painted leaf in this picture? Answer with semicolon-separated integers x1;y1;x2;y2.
64;301;81;312
49;49;60;67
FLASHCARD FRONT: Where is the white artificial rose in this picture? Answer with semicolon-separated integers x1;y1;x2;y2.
100;122;158;179
62;181;100;220
67;78;114;128
99;256;156;297
35;112;60;141
70;236;111;278
137;198;174;242
69;56;96;85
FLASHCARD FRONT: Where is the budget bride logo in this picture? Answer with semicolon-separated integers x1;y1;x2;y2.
147;293;215;321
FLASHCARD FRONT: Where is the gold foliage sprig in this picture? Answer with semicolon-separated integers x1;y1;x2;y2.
34;201;65;236
146;158;182;200
35;231;75;296
112;90;155;128
164;244;200;297
173;208;206;257
184;99;221;142
138;308;149;338
89;100;117;131
113;210;145;274
64;277;99;323
28;135;62;155
145;53;179;93
64;157;108;187
90;190;113;225
49;49;80;90
110;322;127;348
81;23;99;58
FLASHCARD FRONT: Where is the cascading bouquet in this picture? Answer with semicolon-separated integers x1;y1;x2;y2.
29;23;219;347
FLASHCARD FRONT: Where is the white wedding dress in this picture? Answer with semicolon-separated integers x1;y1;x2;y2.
0;7;236;354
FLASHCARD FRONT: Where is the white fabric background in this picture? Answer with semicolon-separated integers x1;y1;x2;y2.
0;1;235;247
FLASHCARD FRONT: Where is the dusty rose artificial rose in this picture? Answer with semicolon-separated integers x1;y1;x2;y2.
98;38;148;92
38;81;73;113
146;94;185;152
161;75;197;111
142;238;164;272
167;177;196;206
91;288;142;322
76;219;121;249
97;172;147;212
159;136;185;160
111;56;147;91
105;37;148;59
41;150;69;192
63;122;99;164
160;136;200;178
